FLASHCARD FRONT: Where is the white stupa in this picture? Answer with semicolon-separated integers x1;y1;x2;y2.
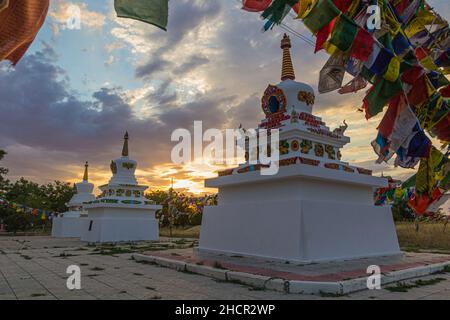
199;34;401;263
81;132;161;243
52;162;95;238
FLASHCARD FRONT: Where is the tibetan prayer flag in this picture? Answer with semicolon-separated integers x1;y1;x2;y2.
332;0;352;13
367;47;394;76
261;0;298;29
401;65;423;85
407;75;430;106
315;18;336;53
338;75;367;94
0;0;49;65
440;85;450;97
318;53;345;93
296;0;315;19
350;28;374;61
303;0;341;34
392;30;410;55
242;0;272;12
329;15;358;52
372;93;419;163
416;147;444;194
363;78;403;119
398;125;432;167
383;56;401;82
114;0;168;31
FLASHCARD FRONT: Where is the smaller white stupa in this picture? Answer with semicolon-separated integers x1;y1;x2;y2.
52;162;95;238
81;132;161;243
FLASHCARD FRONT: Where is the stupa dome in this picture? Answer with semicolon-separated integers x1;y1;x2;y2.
108;131;139;186
261;34;316;116
67;162;95;208
276;79;315;114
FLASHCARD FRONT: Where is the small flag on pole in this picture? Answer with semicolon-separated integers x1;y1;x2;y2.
114;0;168;31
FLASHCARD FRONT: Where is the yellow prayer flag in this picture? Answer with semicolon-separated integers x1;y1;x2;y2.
296;0;315;19
383;56;400;82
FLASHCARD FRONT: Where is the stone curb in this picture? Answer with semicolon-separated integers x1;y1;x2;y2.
132;254;450;295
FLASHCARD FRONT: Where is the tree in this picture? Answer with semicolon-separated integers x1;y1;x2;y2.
3;178;74;213
0;150;9;197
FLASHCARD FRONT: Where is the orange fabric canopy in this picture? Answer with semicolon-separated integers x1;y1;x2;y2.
0;0;49;65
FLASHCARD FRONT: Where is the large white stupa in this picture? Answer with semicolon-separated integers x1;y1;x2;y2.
52;162;95;238
81;132;161;243
199;34;401;263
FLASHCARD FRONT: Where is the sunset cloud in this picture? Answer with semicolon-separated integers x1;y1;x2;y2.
1;0;447;194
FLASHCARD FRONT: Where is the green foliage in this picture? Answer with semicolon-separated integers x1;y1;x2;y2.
0;150;9;197
391;198;415;221
146;189;216;227
3;178;74;213
0;150;75;233
2;208;34;233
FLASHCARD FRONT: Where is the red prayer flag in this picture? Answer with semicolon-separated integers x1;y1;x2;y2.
439;85;450;97
401;65;423;85
315;18;336;53
0;0;49;65
377;93;402;138
332;0;352;13
242;0;272;12
292;1;300;14
350;28;374;61
407;75;429;106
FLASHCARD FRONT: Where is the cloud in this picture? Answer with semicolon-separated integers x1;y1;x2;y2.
48;1;106;36
0;43;234;193
173;55;210;75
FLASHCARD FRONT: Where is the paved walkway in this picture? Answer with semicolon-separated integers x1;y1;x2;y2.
1;236;450;300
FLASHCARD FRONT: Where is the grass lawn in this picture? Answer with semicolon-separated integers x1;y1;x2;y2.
160;226;200;239
396;221;450;253
160;222;450;254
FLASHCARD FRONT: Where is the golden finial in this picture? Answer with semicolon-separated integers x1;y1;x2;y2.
122;131;129;157
280;33;295;81
83;161;89;181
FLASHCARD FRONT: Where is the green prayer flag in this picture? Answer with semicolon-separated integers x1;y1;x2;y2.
303;0;341;34
364;78;402;118
329;15;358;52
114;0;168;31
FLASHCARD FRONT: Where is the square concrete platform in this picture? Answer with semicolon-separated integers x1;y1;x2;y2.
133;248;450;295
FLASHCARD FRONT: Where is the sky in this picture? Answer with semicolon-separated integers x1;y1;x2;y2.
0;0;449;194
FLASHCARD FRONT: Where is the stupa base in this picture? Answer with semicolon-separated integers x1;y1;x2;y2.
81;205;160;243
51;213;86;238
199;199;401;263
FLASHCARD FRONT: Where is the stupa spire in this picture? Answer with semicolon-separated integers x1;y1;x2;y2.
83;161;89;181
280;33;295;81
122;131;129;157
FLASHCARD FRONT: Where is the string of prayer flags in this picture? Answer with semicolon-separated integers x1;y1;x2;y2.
0;0;50;65
0;198;57;220
114;0;168;31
